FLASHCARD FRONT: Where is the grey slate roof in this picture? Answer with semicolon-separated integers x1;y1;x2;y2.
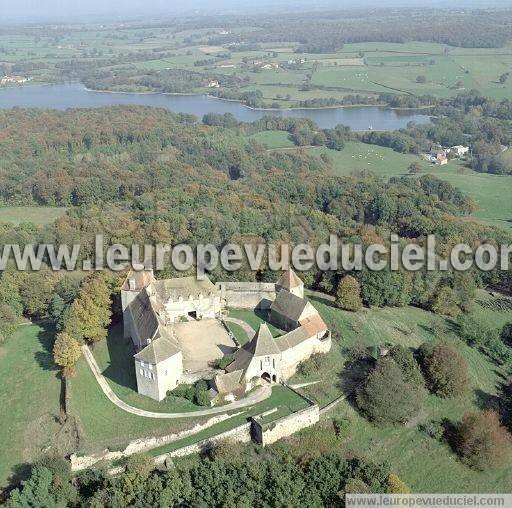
128;289;160;342
226;324;280;373
271;289;309;322
134;334;180;364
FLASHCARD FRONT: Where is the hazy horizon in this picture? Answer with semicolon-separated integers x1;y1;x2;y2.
2;0;511;24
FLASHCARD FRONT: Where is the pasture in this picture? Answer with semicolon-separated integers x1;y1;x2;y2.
0;325;63;489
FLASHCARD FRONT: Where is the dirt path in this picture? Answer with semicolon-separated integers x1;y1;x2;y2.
82;345;271;419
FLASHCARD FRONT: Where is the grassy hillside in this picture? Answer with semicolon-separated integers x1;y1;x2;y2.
0;325;63;488
284;290;512;492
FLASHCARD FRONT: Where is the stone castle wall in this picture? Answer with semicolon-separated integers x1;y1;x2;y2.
252;403;319;447
69;412;242;472
217;281;277;309
153;422;252;464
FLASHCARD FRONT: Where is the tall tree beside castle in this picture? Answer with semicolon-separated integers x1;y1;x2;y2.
64;274;112;344
53;331;82;376
336;275;362;312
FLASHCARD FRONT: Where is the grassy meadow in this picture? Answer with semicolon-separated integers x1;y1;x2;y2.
0;206;67;225
0;325;63;488
283;290;512;492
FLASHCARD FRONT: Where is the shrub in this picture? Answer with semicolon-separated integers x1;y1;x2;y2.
332;417;350;440
389;345;424;388
419;342;468;398
298;352;327;376
344;340;370;363
418;420;444;440
336;275;363;312
456;410;511;470
387;473;411;493
213;354;234;370
430;286;461;317
356;357;424;425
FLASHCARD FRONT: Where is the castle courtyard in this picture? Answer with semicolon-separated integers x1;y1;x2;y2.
174;320;237;373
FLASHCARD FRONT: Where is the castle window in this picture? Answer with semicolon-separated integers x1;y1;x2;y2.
148;364;153;371
273;359;275;368
140;361;145;368
139;369;144;376
264;356;270;364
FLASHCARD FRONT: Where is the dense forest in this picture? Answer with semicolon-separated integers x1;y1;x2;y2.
202;9;512;50
4;449;410;507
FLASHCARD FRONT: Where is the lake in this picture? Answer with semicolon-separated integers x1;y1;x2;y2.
0;83;431;130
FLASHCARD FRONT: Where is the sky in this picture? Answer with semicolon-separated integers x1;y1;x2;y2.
1;0;508;23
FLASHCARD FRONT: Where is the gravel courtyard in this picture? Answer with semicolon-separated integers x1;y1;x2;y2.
174;319;237;373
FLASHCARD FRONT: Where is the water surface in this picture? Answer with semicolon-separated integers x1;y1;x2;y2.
0;83;431;130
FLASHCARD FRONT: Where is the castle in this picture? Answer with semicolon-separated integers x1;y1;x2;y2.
121;267;331;401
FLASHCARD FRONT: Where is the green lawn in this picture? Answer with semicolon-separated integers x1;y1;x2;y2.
225;321;251;345
227;308;284;337
0;324;62;488
0;206;67;225
284;290;512;492
249;130;295;149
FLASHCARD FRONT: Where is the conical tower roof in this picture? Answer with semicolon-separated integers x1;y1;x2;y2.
277;268;303;290
250;323;281;356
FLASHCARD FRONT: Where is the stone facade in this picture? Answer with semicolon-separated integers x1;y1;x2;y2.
134;352;183;401
216;281;277;309
280;333;331;379
251;403;320;446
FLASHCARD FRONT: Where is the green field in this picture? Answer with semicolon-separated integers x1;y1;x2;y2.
285;290;512;492
0;206;67;225
4;29;512;104
249;130;295;149
0;324;62;488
